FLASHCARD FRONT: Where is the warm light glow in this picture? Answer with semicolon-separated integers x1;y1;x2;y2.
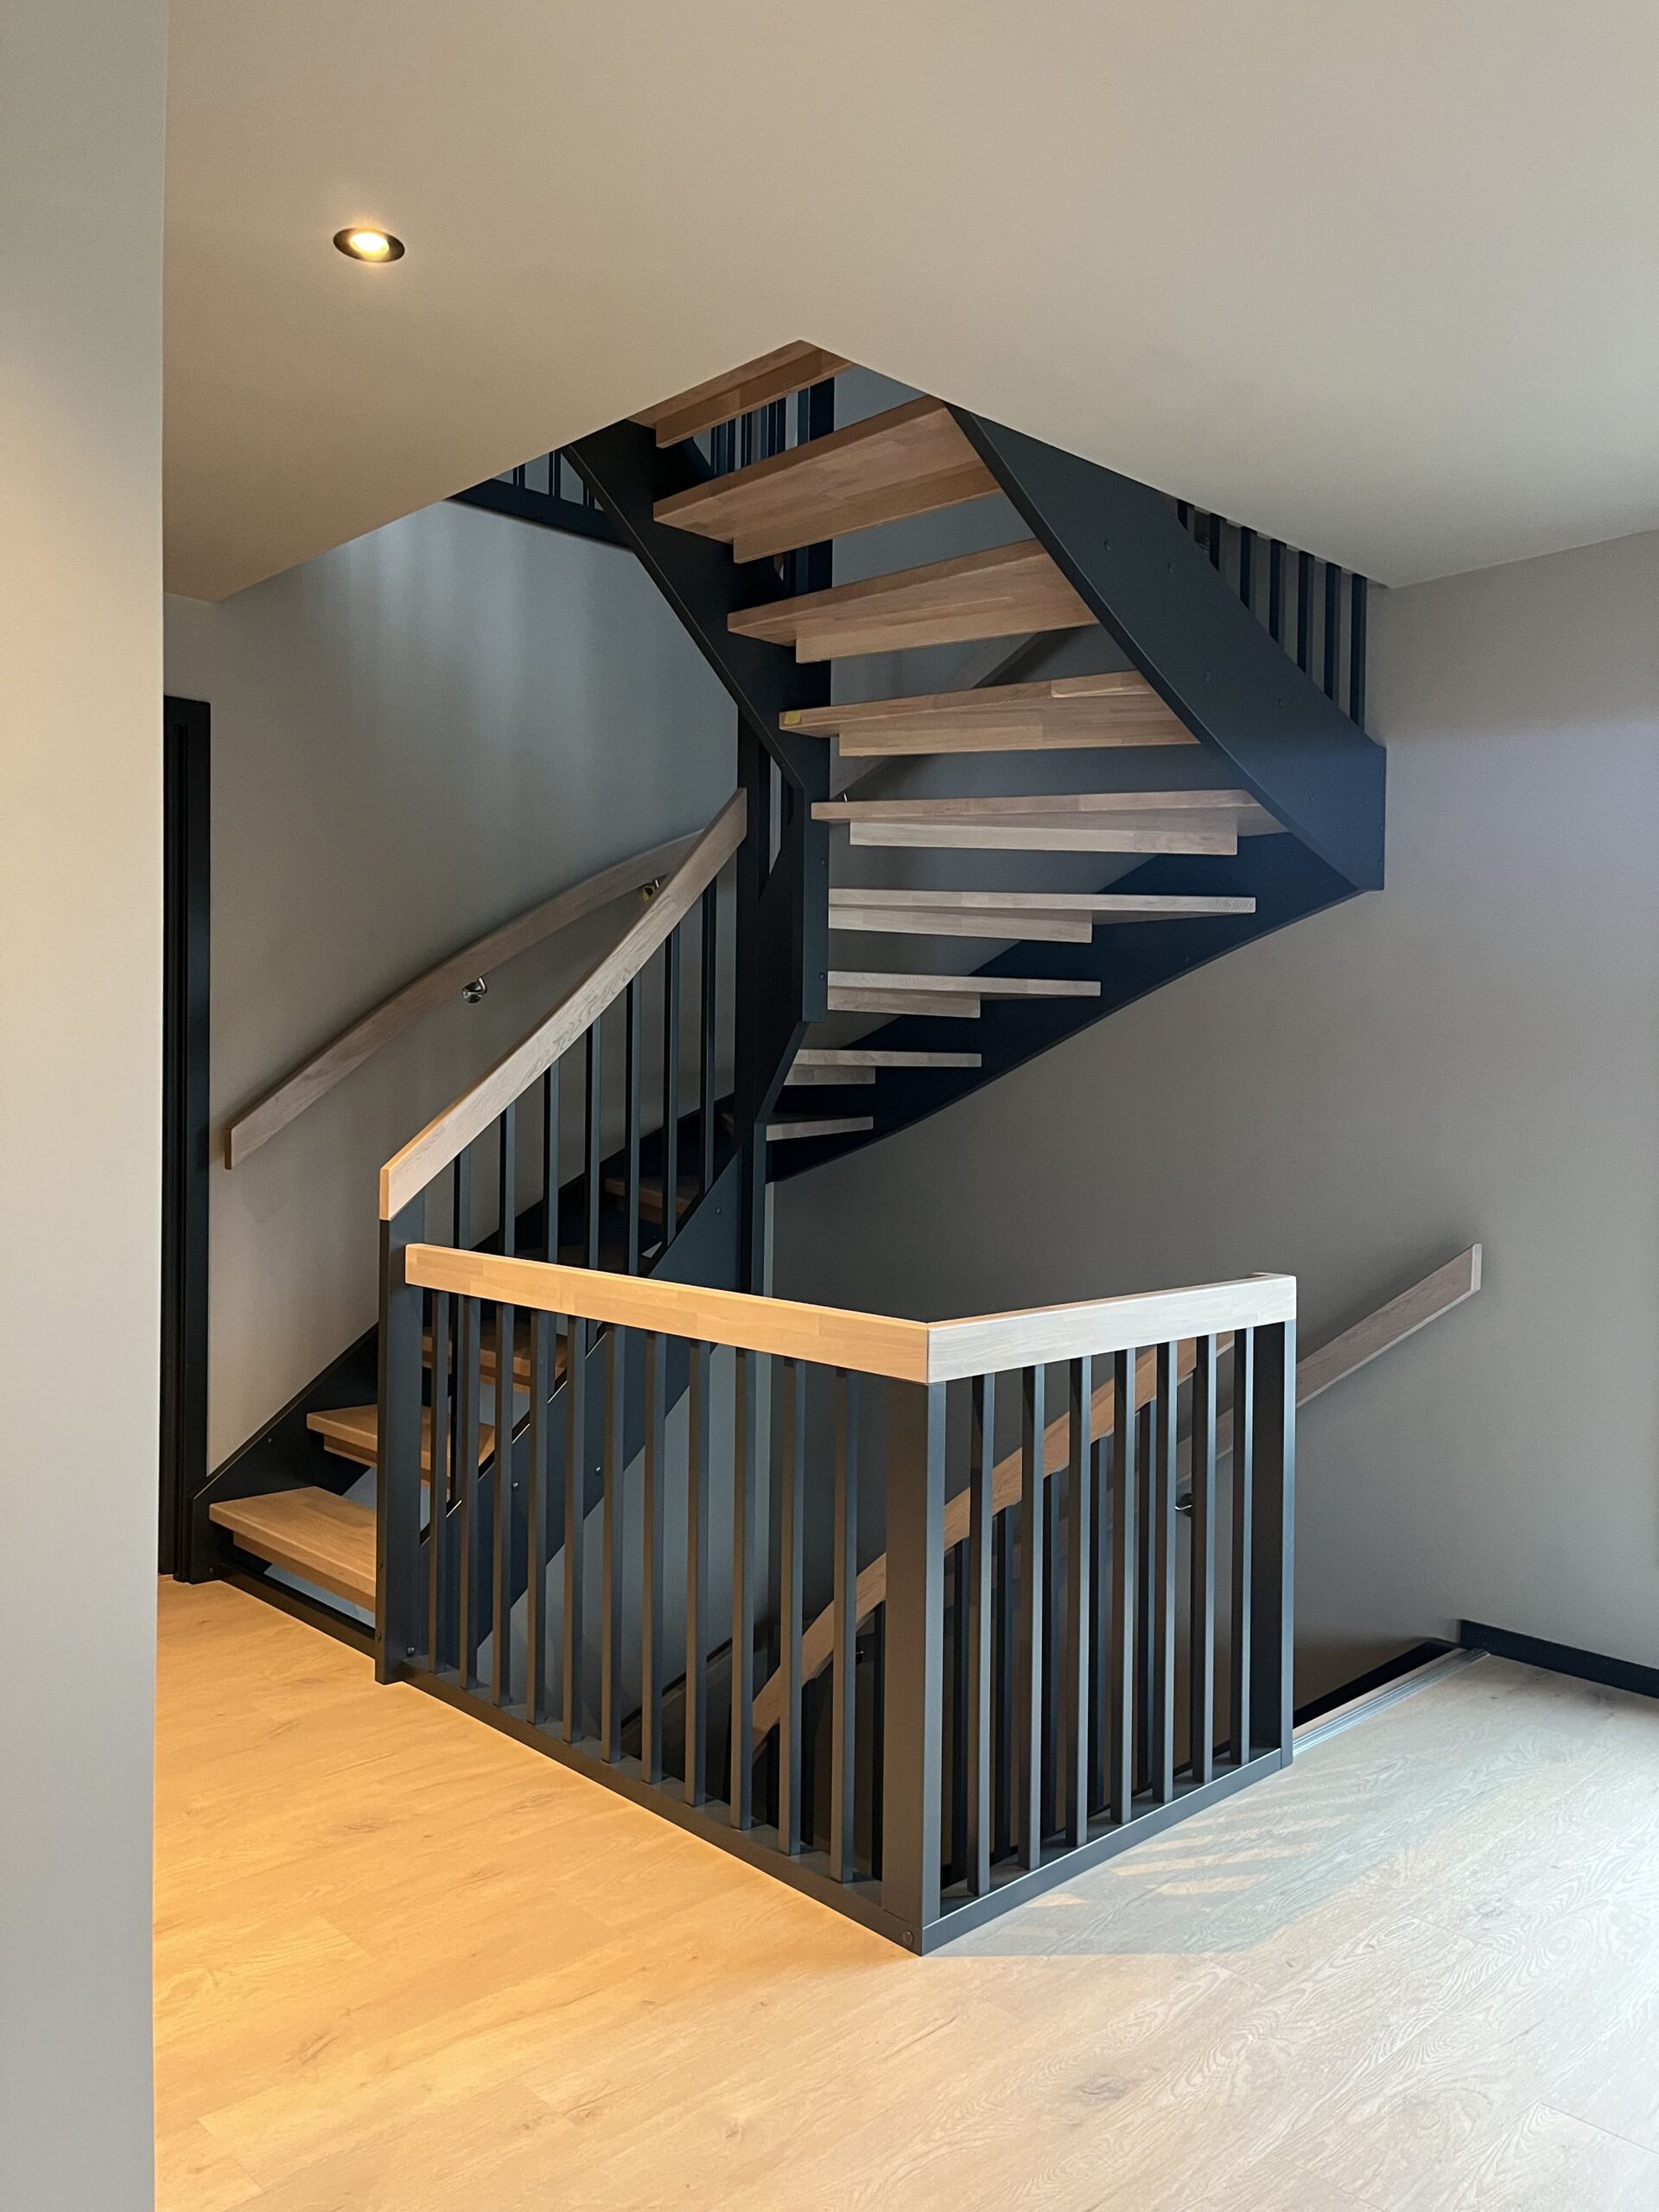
333;226;404;264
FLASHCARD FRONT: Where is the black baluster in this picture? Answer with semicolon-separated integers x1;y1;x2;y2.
456;1286;484;1693
1238;526;1255;613
1017;1364;1045;1870
1152;1342;1177;1804
778;1358;805;1853
583;1025;601;1270
1296;550;1313;674
1206;510;1223;571
1230;1328;1255;1766
1349;573;1368;728
661;927;681;1249
640;1330;666;1783
427;1280;450;1674
1064;1357;1092;1847
830;1369;859;1879
684;1337;711;1803
600;1324;626;1762
965;1373;995;1896
624;978;641;1273
1135;1397;1154;1793
1268;541;1286;645
699;884;718;1197
1324;563;1342;700
1190;1333;1217;1785
490;1104;517;1707
562;1310;587;1744
1109;1346;1137;1825
730;1348;761;1827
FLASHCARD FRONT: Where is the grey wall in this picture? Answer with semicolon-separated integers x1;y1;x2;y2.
0;1;168;2202
164;500;734;1463
776;527;1659;1696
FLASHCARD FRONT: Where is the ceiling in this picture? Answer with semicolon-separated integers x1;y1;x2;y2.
165;2;1659;600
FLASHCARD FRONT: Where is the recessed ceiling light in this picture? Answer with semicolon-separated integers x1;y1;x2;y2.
334;226;404;264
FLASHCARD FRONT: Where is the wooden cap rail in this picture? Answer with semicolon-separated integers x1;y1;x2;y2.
400;1243;1296;1382
379;793;745;1219
226;827;702;1168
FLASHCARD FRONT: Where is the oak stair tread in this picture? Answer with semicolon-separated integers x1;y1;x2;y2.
782;672;1195;753
209;1488;378;1610
830;904;1096;944
828;888;1256;920
793;1047;982;1070
814;791;1265;824
829;969;1101;1000
631;342;851;448
728;541;1093;661
849;814;1238;844
602;1174;696;1226
421;1318;568;1392
826;988;982;1019
653;397;995;563
308;1402;497;1472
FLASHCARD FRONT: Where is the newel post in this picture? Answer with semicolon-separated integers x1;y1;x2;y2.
881;1377;947;1947
375;1198;425;1684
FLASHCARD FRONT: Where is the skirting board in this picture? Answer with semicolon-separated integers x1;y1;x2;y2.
1459;1618;1659;1702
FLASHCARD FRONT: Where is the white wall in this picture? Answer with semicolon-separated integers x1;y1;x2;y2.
776;529;1659;1695
165;501;734;1464
0;3;168;2202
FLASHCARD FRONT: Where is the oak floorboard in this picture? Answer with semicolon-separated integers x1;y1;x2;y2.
156;1586;1659;2209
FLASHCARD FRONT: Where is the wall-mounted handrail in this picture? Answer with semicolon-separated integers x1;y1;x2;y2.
380;793;746;1218
225;829;702;1168
401;1243;1295;1375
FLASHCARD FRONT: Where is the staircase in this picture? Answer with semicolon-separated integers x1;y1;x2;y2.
190;341;1392;1948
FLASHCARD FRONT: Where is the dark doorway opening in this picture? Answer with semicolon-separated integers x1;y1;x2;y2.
160;696;211;1575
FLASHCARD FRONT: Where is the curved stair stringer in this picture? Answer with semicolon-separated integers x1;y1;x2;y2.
768;413;1387;1178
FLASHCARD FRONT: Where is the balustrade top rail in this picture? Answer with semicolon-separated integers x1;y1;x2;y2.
401;1243;1295;1380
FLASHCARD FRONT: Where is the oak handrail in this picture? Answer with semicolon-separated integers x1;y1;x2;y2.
381;792;747;1218
400;1241;1295;1376
226;827;703;1167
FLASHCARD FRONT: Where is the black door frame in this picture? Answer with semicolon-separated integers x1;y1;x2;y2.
160;696;211;1576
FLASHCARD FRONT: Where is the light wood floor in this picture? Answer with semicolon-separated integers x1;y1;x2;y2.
156;1580;1659;2210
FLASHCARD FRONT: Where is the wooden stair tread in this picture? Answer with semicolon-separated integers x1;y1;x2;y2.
785;1064;878;1084
830;906;1094;944
829;889;1256;919
815;789;1257;823
766;1117;874;1141
829;969;1100;1001
308;1402;497;1471
421;1319;566;1391
653;397;995;562
210;1488;378;1609
728;541;1093;662
845;819;1239;855
783;671;1194;753
631;342;850;448
793;1048;982;1070
826;988;981;1019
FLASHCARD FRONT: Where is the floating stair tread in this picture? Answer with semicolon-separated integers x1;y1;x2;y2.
308;1402;496;1471
728;541;1093;662
766;1117;875;1141
830;969;1100;1000
794;1048;982;1070
845;819;1239;855
782;671;1194;752
830;888;1257;918
826;988;980;1019
830;906;1094;944
210;1489;378;1608
632;341;850;448
653;397;995;562
814;790;1257;823
785;1064;878;1084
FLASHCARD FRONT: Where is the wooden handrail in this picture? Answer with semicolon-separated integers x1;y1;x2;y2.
381;793;746;1218
225;828;702;1167
400;1242;1295;1373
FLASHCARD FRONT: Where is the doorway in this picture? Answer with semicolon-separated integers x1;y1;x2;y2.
159;696;210;1574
